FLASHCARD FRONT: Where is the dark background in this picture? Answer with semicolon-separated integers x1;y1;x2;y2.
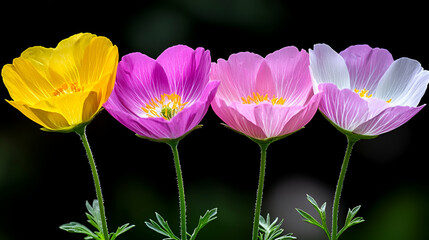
0;1;428;240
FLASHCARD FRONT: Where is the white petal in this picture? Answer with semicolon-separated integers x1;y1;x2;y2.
309;44;350;93
375;57;428;106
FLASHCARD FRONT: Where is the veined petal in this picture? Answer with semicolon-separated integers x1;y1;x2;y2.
156;45;211;103
218;52;264;99
353;105;425;136
211;97;266;139
310;44;350;92
2;57;55;103
255;60;276;96
114;52;170;109
253;103;303;139
318;83;369;131
7;100;69;130
374;57;426;106
339;45;393;92
32;90;95;126
265;46;312;106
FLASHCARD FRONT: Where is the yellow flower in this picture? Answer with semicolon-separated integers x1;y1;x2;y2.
2;33;118;133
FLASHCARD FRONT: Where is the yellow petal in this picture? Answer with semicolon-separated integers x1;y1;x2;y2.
33;90;98;126
7;100;69;130
2;57;54;104
80;36;118;87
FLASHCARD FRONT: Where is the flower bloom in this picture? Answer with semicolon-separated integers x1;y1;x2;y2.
104;45;220;140
310;44;429;137
210;46;321;140
2;33;118;132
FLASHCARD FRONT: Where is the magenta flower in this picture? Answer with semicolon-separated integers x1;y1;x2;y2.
104;45;220;140
210;46;322;140
311;44;429;137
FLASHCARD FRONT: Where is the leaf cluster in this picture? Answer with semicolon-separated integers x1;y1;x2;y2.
258;214;296;240
145;208;217;240
60;200;135;240
296;194;364;240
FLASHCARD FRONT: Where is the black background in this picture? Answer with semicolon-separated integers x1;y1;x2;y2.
0;1;428;240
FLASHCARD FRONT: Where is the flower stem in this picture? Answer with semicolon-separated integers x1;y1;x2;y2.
75;126;109;240
331;135;359;240
252;142;270;240
167;139;187;240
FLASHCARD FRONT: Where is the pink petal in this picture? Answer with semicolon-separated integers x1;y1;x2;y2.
211;97;266;139
156;45;211;103
339;45;393;92
265;46;312;106
218;52;264;99
318;83;369;131
353;105;425;136
255;60;276;96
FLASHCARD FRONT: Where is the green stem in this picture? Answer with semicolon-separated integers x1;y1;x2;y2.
252;142;270;240
331;135;359;240
76;126;109;240
167;139;187;240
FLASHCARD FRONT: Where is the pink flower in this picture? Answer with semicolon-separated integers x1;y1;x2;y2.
104;45;220;140
310;44;429;137
210;46;321;140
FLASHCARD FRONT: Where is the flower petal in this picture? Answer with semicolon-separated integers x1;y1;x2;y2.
353;105;425;136
310;44;350;92
7;100;69;130
318;83;369;131
105;52;170;117
211;97;266;139
255;60;276;96
339;45;393;92
156;45;211;103
265;46;312;105
214;52;264;101
374;57;428;106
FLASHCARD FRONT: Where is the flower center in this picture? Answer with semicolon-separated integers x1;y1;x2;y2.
52;82;84;96
241;92;286;105
354;88;392;103
141;93;188;120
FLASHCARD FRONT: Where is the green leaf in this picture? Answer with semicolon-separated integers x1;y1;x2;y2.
60;199;134;240
296;195;331;240
60;222;100;240
296;208;323;229
189;208;218;240
258;214;296;240
145;212;180;240
337;205;365;238
110;223;136;240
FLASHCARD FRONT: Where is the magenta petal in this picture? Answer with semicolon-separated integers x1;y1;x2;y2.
318;83;369;131
339;45;393;92
353;105;425;136
156;45;211;102
167;80;220;139
265;46;312;105
105;52;170;116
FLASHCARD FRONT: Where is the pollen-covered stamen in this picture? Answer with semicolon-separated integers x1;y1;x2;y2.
141;93;188;120
241;92;286;105
52;82;84;96
354;88;392;103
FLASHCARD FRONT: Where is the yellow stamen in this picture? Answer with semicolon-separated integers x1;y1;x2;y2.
241;92;286;105
354;88;391;103
141;93;188;120
52;82;84;96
